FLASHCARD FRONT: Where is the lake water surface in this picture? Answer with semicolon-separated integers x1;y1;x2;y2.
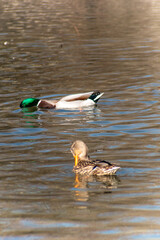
1;0;160;239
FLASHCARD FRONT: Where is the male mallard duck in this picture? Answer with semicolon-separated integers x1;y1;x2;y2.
70;140;120;176
20;91;103;109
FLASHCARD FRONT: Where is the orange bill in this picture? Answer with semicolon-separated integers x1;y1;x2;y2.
74;154;79;166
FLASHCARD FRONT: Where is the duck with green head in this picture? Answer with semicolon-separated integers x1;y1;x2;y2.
20;91;104;110
20;98;40;108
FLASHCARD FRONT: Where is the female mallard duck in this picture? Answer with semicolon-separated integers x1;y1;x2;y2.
20;91;103;109
70;140;120;176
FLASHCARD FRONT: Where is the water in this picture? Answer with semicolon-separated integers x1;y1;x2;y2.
1;0;160;239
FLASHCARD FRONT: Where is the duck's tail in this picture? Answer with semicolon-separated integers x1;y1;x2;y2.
88;91;104;103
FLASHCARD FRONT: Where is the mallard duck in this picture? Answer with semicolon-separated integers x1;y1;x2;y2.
20;91;103;109
70;140;120;176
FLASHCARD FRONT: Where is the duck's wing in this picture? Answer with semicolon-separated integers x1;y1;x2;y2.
59;92;93;102
92;160;120;175
92;159;113;168
93;159;120;170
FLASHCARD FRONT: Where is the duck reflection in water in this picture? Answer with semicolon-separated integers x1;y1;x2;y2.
74;174;120;203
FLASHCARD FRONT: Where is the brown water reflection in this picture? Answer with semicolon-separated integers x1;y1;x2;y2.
1;0;160;239
73;174;120;202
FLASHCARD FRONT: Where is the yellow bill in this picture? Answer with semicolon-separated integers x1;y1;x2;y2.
74;154;79;166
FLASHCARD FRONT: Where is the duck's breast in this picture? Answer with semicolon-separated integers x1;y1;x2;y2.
73;165;94;175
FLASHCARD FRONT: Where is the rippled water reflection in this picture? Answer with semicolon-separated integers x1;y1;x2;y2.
1;0;160;239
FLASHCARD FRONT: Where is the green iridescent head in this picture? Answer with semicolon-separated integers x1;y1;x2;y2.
20;98;40;108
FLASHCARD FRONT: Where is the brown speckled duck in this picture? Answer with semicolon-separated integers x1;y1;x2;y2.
70;140;120;176
20;91;103;109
